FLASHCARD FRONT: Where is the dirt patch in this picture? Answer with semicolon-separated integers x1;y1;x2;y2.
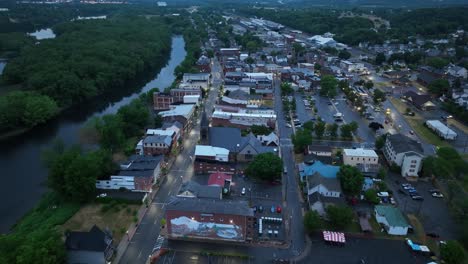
61;203;140;243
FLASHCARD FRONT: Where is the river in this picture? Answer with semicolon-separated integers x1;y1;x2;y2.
0;36;186;233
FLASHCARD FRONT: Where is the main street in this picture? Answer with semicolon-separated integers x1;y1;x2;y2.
117;58;222;264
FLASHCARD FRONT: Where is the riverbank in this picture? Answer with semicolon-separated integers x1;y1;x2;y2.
0;36;186;233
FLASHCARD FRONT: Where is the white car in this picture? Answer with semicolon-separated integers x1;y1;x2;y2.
97;193;107;198
285;123;292;128
241;187;246;195
432;192;444;198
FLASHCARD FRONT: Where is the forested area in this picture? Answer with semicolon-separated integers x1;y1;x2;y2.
0;16;171;133
239;8;383;45
377;7;468;40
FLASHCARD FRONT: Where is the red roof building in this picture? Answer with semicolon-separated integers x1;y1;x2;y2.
208;172;232;186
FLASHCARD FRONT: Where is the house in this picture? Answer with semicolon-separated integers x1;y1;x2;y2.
96;155;163;192
452;89;468;109
375;205;409;236
308;193;345;217
195;145;230;163
446;64;467;79
403;91;436;111
383;134;424;177
177;181;222;199
237;132;278;162
165;197;255;242
343;148;378;166
65;225;114;264
298;160;340;182
306;172;342;198
256;132;279;146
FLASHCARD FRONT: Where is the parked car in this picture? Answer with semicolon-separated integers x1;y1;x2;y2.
409;130;414;135
403;185;414;190
412;196;424;201
258;205;264;213
285;123;292;128
401;183;412;187
408;189;418;193
427;232;440;238
270;206;276;213
96;193;107;198
428;189;440;193
432;192;444;198
327;102;333;105
276;205;282;213
241;187;246;195
252;206;257;213
409;192;420;197
390;197;396;205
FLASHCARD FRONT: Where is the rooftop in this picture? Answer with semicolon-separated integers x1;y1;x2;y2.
299;160;340;179
387;134;424;154
65;225;111;252
375;205;408;227
343;148;378;158
306;172;342;192
159;104;194;119
166;197;254;216
177;181;222;199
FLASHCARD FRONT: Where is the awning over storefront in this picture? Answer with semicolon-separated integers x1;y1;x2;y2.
323;231;346;243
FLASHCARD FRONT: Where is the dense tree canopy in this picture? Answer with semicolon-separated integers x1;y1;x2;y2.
292;128;313;153
0;91;59;132
245;153;283;181
304;210;323;233
441;240;466;264
338;165;364;196
320;75;338;98
326;205;354;230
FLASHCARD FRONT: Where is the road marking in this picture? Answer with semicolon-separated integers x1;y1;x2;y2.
137;250;142;259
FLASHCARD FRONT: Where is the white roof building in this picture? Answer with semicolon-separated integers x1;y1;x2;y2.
425;120;457;140
307;35;337;47
343;148;379;167
159;104;195;120
146;129;175;136
195;145;229;162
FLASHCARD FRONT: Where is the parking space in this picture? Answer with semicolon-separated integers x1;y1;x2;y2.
385;172;458;239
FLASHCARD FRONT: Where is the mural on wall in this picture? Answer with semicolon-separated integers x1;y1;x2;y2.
170;216;243;241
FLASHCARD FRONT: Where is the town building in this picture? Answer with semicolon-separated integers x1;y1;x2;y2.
375;205;409;236
194;145;230;163
383;134;424;177
96;155;163;192
165;197;255;242
343;148;379;166
65;225;114;264
159;104;196;131
425;120;457;140
177;181;222;199
211;105;276;129
142;134;173;155
403;91;436;111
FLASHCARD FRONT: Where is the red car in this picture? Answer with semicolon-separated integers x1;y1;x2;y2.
276;205;282;213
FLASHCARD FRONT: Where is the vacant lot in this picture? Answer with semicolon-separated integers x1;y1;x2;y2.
62;202;140;243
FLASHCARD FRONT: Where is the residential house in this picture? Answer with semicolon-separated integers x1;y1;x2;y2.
177;181;222;199
298;160;339;182
96;155;163;192
165;197;255;242
182;73;210;90
66;225;114;264
417;66;445;86
375;205;409;236
446;64;467;79
237;132;278;162
383;134;424;177
403;91;436;111
452;88;468;109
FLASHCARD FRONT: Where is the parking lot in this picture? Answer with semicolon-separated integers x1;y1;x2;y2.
385;172;458;239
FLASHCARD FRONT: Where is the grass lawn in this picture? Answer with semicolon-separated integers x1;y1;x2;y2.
263;100;274;108
61;202;140;243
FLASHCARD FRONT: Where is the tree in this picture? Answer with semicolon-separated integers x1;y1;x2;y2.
349;121;358;133
338;165;364;196
377;167;387;179
373;89;386;104
441;240;465;264
338;49;351;60
245;153;283;181
320;75;338;98
326;205;354;230
281;82;294;95
250;125;272;136
245;57;255;64
292;128;313;153
314;63;322;71
154;114;163;128
364;81;374;89
304;210;322;233
303;121;315;131
314;121;326;139
326;123;339;138
428;79;450;96
364;189;380;204
375;52;386;65
427;57;449;69
369;122;384;131
375;134;387;150
340;124;353;139
96;114;126;151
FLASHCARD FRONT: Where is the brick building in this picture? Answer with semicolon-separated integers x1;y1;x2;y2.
165;197;255;243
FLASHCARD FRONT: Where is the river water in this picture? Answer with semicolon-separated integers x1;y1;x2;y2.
0;36;186;233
